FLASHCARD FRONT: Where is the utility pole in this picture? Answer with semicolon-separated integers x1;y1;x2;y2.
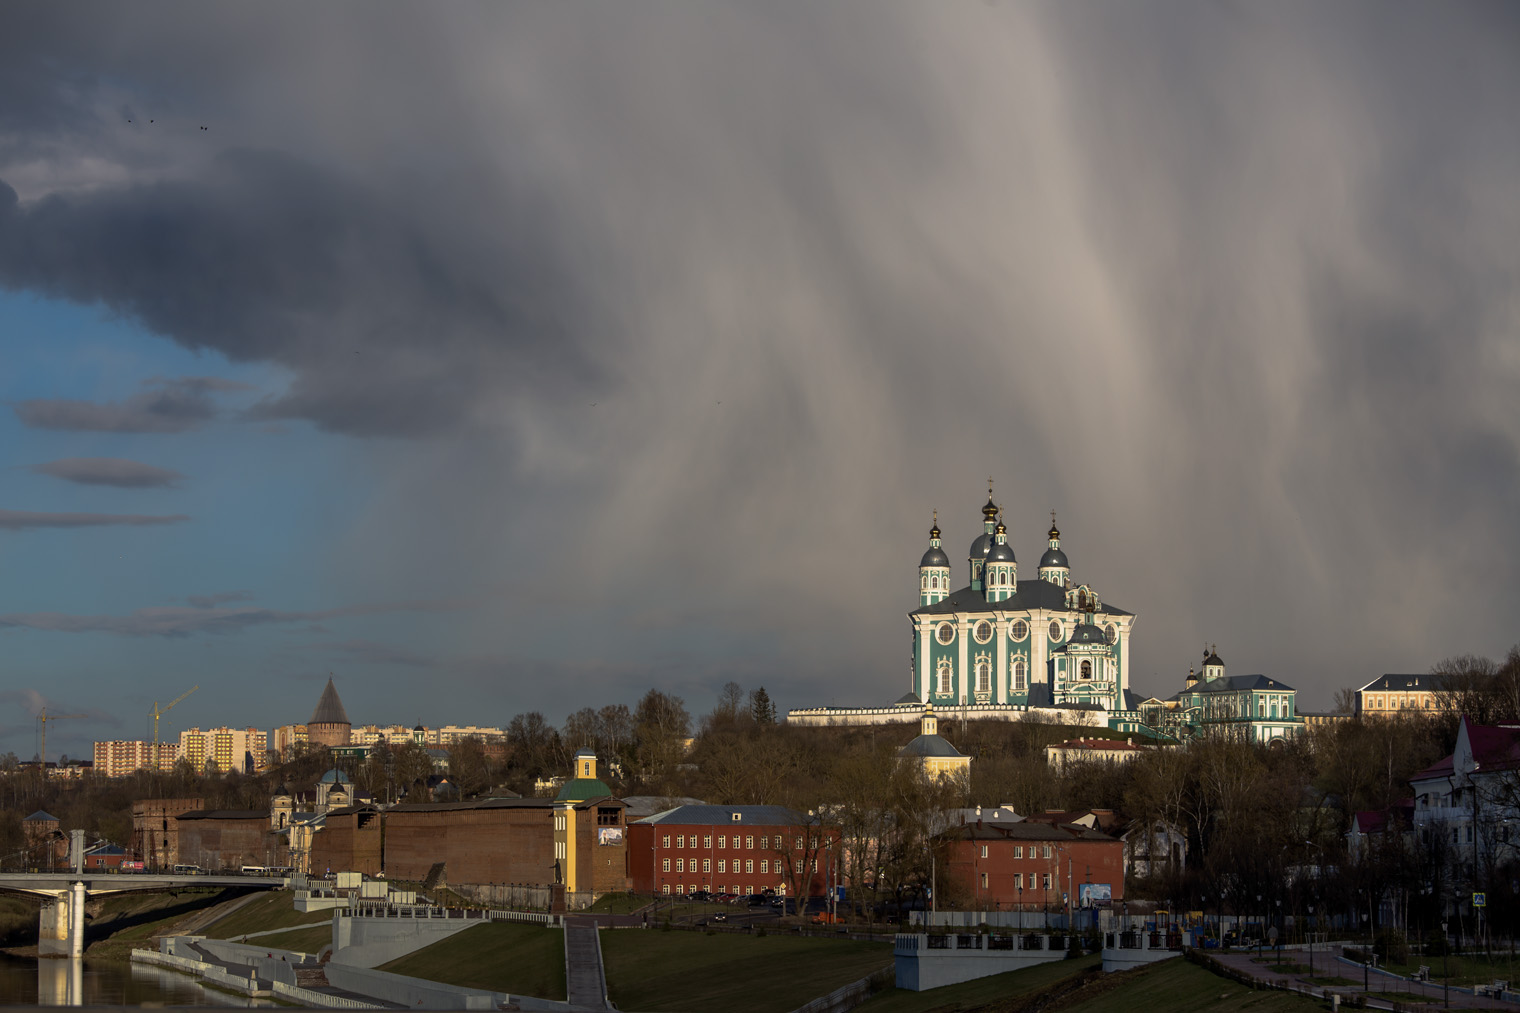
149;686;198;775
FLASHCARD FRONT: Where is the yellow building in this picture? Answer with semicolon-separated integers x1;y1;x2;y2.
897;706;971;781
1356;674;1443;718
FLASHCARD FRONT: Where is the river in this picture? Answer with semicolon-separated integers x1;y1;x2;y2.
0;955;275;1006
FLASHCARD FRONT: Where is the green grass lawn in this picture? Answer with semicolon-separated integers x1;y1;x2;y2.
1059;957;1323;1013
378;922;567;1000
200;890;332;939
0;894;40;948
600;930;891;1012
856;954;1099;1013
84;889;237;961
249;923;334;955
1384;951;1520;986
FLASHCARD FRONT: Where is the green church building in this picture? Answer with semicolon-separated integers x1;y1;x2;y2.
910;487;1137;714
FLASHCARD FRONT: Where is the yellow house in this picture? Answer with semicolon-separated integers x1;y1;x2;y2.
897;706;971;781
1356;674;1443;718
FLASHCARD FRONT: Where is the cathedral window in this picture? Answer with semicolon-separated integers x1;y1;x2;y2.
1080;660;1092;679
1048;619;1063;641
976;662;990;693
1105;623;1117;644
937;662;953;695
936;622;955;645
1013;660;1026;691
1009;620;1028;642
974;621;993;643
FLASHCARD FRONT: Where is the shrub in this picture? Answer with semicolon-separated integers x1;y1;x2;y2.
1374;929;1410;964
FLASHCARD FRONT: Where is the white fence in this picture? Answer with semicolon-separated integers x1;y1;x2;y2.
134;946;384;1008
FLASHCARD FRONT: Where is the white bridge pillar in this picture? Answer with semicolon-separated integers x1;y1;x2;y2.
37;881;87;958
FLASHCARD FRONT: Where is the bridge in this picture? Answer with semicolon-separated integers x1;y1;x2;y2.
0;866;288;958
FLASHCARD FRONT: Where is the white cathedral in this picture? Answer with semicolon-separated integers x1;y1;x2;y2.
788;484;1146;730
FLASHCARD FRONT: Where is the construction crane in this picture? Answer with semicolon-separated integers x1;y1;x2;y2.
36;708;87;772
149;686;198;773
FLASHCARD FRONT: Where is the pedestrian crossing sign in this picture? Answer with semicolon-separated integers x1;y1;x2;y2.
1474;892;1487;907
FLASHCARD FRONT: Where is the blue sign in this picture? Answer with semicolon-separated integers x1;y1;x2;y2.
1474;893;1487;908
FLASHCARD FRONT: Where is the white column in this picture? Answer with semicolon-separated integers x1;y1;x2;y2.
1031;614;1047;690
918;625;931;701
1119;623;1131;702
995;620;1008;705
957;619;969;705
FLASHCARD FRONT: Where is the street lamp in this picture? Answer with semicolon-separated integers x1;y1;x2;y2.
1308;903;1315;975
1441;919;1449;1009
1256;893;1263;955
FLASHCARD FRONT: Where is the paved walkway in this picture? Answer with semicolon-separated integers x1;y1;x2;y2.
564;917;613;1010
1208;946;1517;1010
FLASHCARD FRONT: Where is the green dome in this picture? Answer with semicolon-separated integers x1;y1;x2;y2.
555;777;612;803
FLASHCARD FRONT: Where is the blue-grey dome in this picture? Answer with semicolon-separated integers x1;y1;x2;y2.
319;768;351;784
969;533;991;559
986;541;1015;563
1068;623;1108;646
920;546;950;568
1039;547;1069;568
899;733;966;759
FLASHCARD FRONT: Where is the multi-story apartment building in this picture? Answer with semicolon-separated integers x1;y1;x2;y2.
272;724;309;760
351;724;508;748
93;740;180;777
178;727;267;775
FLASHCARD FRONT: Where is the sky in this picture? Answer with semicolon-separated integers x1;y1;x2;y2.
2;2;1519;764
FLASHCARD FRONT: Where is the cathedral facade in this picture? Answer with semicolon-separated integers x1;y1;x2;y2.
909;489;1135;713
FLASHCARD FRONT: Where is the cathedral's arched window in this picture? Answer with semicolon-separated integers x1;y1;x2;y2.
1013;659;1026;691
1080;660;1092;679
937;662;952;695
976;662;990;694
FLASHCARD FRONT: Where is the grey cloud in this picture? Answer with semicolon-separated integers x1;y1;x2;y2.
1;3;1519;715
0;595;473;637
14;376;249;433
0;509;188;530
185;590;252;609
32;456;185;487
300;639;432;668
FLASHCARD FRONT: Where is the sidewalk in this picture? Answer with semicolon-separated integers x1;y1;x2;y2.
1206;945;1517;1010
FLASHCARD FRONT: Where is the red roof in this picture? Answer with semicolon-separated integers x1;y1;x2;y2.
1464;720;1520;771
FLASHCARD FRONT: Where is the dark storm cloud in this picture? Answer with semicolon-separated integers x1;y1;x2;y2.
0;145;592;437
14;376;248;432
0;509;188;530
32;456;184;487
0;594;475;637
0;3;1517;712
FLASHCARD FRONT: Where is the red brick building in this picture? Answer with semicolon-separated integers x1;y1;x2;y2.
937;819;1124;911
309;805;384;877
380;795;626;901
174;810;289;871
132;798;205;870
626;805;840;898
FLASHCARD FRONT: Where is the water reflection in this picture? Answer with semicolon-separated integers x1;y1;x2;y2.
35;959;81;1005
0;955;274;1006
